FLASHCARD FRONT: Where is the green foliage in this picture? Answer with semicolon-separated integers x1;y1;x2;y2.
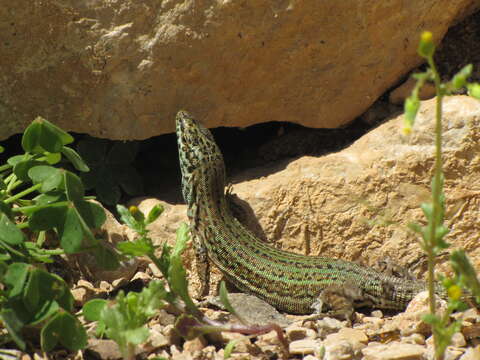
467;82;480;99
116;205;201;317
0;263;86;352
76;137;143;205
84;281;167;359
86;207;203;358
168;224;201;316
422;306;462;359
405;31;480;360
223;340;237;359
0;117;114;352
0;117;111;262
117;204;163;238
407;175;450;256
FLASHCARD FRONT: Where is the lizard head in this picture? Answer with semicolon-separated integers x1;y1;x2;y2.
176;110;226;205
176;110;221;170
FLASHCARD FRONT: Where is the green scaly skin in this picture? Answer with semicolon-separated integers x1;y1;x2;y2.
176;110;428;315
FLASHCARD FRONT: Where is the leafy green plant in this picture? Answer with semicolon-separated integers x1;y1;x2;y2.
0;117;116;352
0;117;113;262
404;31;480;360
83;280;167;360
83;205;288;359
1;263;87;352
76;137;143;205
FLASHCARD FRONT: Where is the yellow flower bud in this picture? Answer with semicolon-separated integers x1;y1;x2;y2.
447;284;462;301
129;205;139;214
418;31;435;58
421;31;433;44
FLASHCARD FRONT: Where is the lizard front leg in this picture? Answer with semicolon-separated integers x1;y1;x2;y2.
183;170;211;298
192;232;210;298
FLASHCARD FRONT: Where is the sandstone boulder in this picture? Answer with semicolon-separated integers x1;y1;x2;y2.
1;1;477;140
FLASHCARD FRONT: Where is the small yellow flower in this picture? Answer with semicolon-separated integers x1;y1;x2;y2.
421;31;433;44
129;205;139;214
447;284;462;301
418;31;435;58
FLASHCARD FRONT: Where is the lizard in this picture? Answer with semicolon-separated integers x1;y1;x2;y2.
175;110;432;316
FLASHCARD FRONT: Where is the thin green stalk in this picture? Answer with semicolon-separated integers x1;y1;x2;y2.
15;222;30;229
4;183;42;204
37;230;46;247
12;201;70;213
4;173;16;191
4;172;14;182
6;179;23;194
0;240;28;260
427;54;444;360
35;248;65;255
0;163;12;172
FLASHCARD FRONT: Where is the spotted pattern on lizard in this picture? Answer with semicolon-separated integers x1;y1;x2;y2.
176;110;428;315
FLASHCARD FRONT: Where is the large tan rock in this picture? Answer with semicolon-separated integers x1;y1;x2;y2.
1;1;478;140
140;95;480;288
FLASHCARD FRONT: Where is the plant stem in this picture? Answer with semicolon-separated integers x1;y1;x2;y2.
0;163;12;172
0;239;28;260
4;172;14;183
125;344;135;360
147;251;204;319
427;54;444;360
4;183;42;204
36;248;65;255
37;230;46;247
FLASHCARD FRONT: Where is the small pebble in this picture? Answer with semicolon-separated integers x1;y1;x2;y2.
148;326;169;348
401;333;425;345
289;339;321;355
443;347;465;360
460;346;480;360
323;339;355;360
451;332;467;347
303;355;320;360
362;342;425;360
285;324;317;341
183;336;207;353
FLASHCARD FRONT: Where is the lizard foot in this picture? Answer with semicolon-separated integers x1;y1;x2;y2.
305;281;368;325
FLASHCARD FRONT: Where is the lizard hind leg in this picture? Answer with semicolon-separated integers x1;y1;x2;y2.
308;281;368;324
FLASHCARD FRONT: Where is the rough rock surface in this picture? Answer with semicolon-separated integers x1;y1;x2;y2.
137;95;480;290
229;95;480;275
1;1;478;140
